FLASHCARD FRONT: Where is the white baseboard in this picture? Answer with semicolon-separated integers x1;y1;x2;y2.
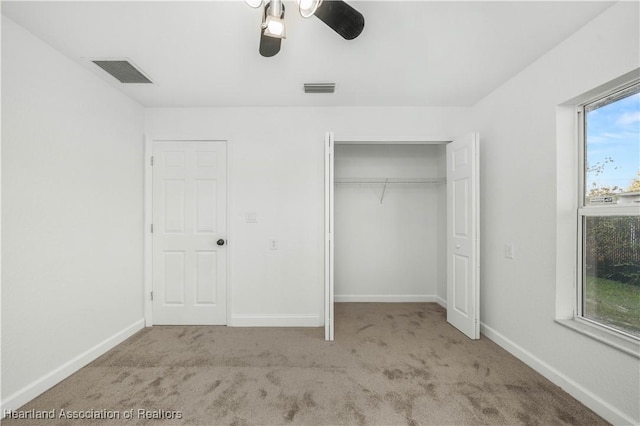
335;294;437;303
1;319;145;416
480;323;636;426
230;314;321;327
435;296;447;309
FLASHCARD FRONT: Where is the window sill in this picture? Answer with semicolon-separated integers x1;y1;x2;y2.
555;318;640;359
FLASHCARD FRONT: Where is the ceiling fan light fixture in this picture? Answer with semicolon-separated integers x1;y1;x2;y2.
298;0;322;18
252;0;364;57
263;14;286;38
244;0;263;8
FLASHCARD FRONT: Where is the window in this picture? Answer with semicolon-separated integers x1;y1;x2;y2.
579;82;640;339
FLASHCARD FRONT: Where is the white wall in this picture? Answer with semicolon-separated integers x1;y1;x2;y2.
5;2;636;423
334;144;446;302
470;3;639;424
145;107;470;325
1;17;145;411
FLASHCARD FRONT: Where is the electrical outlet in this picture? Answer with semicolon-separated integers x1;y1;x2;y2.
505;244;515;259
269;239;278;250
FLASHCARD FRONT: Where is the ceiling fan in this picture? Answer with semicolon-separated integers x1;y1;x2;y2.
244;0;365;57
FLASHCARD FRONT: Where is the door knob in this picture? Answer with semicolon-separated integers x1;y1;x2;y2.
217;239;226;246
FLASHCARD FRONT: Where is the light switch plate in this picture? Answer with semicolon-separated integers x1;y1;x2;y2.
246;212;257;223
505;244;515;259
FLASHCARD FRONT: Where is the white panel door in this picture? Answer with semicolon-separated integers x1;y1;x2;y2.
152;141;227;325
446;133;480;339
324;132;335;341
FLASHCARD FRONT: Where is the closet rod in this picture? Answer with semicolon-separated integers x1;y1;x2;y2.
335;177;446;184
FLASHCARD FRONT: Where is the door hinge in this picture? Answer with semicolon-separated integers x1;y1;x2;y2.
150;291;154;301
150;156;154;166
151;224;154;233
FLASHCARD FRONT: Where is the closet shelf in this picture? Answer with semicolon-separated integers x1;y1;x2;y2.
335;177;446;184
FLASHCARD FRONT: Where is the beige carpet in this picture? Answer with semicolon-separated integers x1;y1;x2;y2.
4;303;607;425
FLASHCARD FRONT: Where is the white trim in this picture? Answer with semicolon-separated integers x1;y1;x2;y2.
480;322;636;426
0;98;3;410
143;135;153;326
230;314;321;327
335;294;438;303
576;211;585;320
562;69;640;107
225;139;233;327
556;318;639;358
324;132;335;341
555;105;580;320
435;296;447;309
1;319;144;416
577;105;586;209
578;205;640;216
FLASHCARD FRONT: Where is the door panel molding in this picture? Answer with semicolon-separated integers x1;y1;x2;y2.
144;137;229;326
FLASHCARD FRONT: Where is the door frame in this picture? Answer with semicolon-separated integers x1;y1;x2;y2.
143;136;231;326
325;134;459;340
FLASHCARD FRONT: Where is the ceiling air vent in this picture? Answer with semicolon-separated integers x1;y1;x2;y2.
92;60;153;84
304;83;335;94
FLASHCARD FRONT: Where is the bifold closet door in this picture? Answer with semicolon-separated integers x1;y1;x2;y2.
446;133;480;339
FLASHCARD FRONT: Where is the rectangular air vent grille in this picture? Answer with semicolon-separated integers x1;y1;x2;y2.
304;83;335;94
92;60;153;84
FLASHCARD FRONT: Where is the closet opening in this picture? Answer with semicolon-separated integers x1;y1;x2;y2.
324;134;480;341
334;143;447;337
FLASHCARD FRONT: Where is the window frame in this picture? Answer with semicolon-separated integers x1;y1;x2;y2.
575;80;640;342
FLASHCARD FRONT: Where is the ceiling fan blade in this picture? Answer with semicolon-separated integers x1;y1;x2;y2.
259;29;281;57
314;0;364;40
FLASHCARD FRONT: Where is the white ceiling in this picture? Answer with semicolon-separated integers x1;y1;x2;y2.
2;1;614;107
